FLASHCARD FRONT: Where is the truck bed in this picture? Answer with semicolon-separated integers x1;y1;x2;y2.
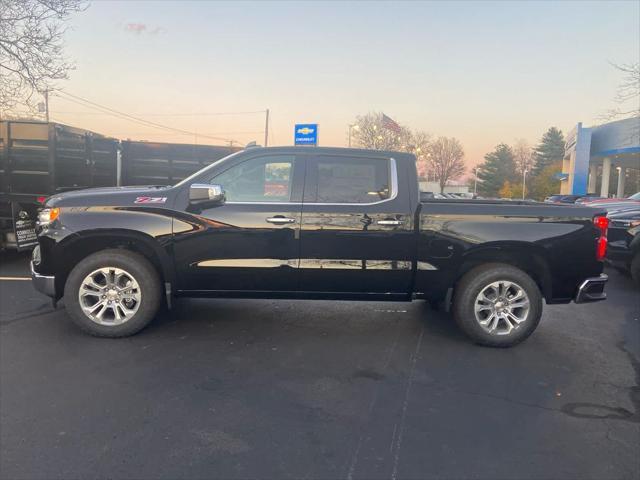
416;199;605;303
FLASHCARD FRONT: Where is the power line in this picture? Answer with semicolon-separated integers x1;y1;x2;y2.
53;96;170;131
55;91;234;142
48;121;264;136
52;110;267;117
54;95;216;141
53;90;239;143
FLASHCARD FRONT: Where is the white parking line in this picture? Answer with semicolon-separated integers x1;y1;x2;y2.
0;277;31;281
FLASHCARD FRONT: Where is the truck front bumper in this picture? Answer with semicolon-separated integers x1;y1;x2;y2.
574;274;608;303
31;261;56;298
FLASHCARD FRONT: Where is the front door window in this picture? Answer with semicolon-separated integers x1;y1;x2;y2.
212;155;294;203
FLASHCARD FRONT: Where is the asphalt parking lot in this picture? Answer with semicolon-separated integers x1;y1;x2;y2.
0;251;638;480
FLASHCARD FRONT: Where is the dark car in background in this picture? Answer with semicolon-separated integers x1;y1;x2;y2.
544;193;602;204
581;192;640;206
575;196;606;204
607;208;640;285
584;199;640;214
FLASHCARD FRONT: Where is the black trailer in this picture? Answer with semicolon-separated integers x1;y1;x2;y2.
1;122;242;250
0;120;118;250
120;140;239;186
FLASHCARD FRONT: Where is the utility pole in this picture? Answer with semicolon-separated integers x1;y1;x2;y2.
522;169;528;200
264;109;270;147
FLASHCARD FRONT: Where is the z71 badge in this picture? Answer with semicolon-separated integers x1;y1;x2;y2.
135;196;167;204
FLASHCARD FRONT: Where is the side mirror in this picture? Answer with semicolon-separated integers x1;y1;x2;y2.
189;184;225;204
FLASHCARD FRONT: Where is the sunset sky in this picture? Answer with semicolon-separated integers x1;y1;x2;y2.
45;0;639;167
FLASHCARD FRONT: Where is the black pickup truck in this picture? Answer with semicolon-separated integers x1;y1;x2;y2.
31;146;609;346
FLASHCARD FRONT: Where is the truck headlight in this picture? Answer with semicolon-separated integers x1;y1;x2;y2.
37;208;60;226
32;244;41;265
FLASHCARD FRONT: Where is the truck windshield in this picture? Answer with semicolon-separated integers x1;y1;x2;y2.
173;150;245;188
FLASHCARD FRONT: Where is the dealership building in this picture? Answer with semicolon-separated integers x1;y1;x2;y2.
561;117;639;197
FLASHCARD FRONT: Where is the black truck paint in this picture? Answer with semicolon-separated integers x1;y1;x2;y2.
31;146;609;344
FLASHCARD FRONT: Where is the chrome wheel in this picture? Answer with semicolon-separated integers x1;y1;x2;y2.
474;280;530;336
78;267;141;326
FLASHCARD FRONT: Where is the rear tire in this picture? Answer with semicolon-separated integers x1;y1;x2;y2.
64;249;161;337
453;263;543;347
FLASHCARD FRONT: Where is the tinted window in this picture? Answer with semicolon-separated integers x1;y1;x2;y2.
311;156;390;203
212;155;294;202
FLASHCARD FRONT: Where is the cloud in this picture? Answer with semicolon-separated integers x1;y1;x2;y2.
124;23;147;34
124;23;166;35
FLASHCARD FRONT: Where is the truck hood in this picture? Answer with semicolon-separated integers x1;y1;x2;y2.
46;185;173;208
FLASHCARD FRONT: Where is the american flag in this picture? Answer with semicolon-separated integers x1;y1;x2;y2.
381;113;401;133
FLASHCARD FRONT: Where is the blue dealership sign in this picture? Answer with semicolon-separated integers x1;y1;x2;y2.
294;124;318;146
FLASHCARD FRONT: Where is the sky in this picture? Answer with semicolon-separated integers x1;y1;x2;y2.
45;0;640;167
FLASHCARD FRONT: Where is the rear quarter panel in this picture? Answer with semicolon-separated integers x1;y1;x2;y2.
416;202;604;302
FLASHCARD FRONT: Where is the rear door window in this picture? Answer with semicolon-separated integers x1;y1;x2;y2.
306;156;391;203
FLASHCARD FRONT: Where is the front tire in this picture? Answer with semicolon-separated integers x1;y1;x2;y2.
453;263;543;347
64;249;161;337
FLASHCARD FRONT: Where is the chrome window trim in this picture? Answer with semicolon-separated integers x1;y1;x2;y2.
225;201;302;205
194;258;412;270
224;157;398;207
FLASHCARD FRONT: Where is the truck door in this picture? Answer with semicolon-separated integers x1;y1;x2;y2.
173;152;304;293
298;153;414;297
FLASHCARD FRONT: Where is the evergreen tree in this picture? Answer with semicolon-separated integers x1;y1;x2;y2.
477;144;517;197
529;161;563;200
532;127;565;176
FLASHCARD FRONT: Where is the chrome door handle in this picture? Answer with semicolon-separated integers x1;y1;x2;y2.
266;217;296;224
377;219;403;226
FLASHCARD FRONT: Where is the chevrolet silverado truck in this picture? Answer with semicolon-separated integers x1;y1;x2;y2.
31;146;609;347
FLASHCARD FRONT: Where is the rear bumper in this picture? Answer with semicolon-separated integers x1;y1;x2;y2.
30;261;56;298
574;274;608;303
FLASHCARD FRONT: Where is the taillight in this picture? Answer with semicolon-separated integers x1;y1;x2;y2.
593;215;609;261
36;196;47;204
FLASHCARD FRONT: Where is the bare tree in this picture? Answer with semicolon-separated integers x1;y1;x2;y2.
404;130;431;179
404;130;430;159
352;112;408;151
0;0;86;115
426;136;465;193
513;139;534;175
601;62;640;120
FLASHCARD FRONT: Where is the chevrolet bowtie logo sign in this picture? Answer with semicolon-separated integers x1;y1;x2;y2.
294;123;318;146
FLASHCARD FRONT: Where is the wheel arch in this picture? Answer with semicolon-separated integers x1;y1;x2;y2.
54;229;174;296
455;243;552;302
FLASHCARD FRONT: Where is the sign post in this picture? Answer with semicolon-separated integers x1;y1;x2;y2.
294;124;318;146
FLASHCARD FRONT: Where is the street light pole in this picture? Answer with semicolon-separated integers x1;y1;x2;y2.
474;167;479;195
522;169;528;200
348;124;359;147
